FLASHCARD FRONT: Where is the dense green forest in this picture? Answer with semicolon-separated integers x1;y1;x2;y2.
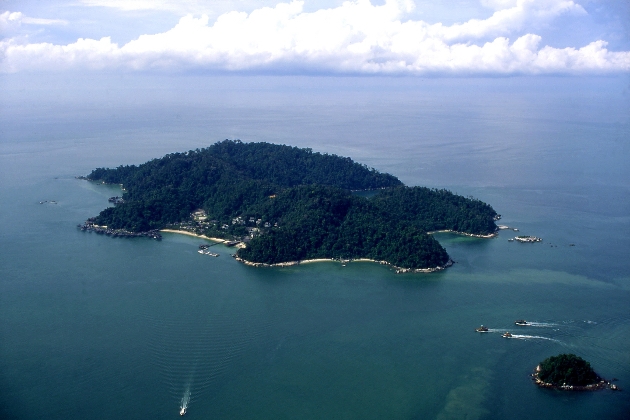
86;140;498;270
537;354;599;386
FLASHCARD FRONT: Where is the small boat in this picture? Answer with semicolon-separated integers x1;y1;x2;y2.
475;325;489;332
514;320;528;326
502;332;512;338
199;250;219;257
180;407;186;416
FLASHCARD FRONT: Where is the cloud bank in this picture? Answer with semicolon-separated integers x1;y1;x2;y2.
1;0;628;75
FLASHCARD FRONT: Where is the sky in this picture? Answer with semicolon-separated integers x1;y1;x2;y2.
1;0;629;75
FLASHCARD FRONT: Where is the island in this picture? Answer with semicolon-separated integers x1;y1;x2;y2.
79;140;499;271
533;353;619;391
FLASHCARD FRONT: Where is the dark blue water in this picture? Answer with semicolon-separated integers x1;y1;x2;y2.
1;75;629;419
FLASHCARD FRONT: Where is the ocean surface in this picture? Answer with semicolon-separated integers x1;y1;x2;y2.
1;75;629;419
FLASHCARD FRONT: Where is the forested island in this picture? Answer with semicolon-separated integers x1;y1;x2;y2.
81;140;499;271
533;354;619;391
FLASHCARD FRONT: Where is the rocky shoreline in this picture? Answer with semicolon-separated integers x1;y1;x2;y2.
531;366;620;392
78;220;162;240
232;255;454;274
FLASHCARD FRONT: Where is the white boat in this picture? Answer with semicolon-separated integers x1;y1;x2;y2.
180;407;186;416
199;250;219;257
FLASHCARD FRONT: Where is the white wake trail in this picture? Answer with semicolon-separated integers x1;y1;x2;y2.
525;322;557;327
180;385;191;415
509;334;560;343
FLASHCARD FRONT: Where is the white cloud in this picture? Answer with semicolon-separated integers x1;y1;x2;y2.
1;0;628;75
481;0;518;10
1;10;67;32
78;0;203;12
21;17;68;26
1;10;24;34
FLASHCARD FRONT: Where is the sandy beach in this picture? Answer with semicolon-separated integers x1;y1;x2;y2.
233;254;453;274
159;229;226;243
427;229;497;239
298;258;335;264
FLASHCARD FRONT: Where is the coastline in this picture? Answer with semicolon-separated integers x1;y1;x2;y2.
159;229;227;243
531;367;620;391
427;229;497;239
233;255;454;274
298;258;336;264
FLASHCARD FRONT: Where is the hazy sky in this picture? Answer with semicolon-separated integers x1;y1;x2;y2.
1;0;629;75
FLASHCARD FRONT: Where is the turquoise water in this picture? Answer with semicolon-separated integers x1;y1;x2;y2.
1;76;629;419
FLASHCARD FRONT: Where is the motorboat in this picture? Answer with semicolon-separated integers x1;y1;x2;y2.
514;320;528;326
475;325;489;332
199;250;219;257
502;332;512;338
180;407;186;416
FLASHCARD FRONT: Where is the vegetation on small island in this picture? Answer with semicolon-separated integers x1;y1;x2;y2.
82;140;499;270
538;354;598;386
533;353;619;391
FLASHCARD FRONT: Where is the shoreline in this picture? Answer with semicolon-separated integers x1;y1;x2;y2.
233;255;454;274
159;229;227;244
531;367;620;391
427;229;497;239
298;258;336;264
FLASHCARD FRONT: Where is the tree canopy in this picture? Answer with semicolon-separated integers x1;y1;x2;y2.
538;354;599;386
86;140;498;269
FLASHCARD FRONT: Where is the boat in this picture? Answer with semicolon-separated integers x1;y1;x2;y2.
475;325;489;332
180;407;186;416
502;332;512;338
198;250;219;257
514;320;528;326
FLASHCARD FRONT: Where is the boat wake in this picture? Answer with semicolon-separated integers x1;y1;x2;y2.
180;386;190;415
508;334;560;343
524;322;557;328
142;290;270;417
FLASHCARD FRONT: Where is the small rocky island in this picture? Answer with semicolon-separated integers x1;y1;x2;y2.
533;353;619;391
79;140;500;271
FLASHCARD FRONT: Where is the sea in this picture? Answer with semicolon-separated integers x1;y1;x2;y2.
1;74;629;420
